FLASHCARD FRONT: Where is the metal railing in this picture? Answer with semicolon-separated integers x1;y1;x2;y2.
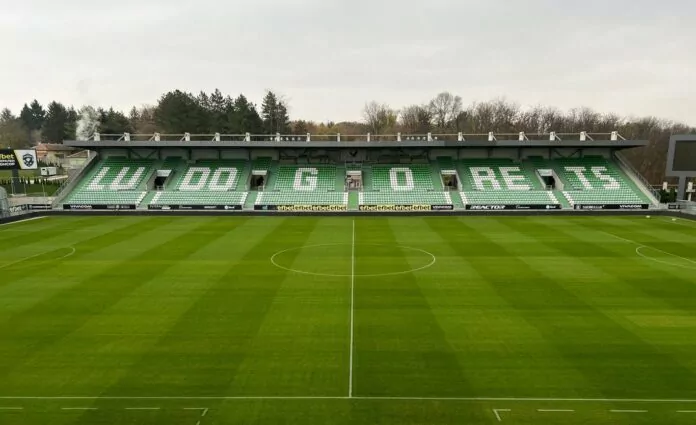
613;151;660;203
82;131;630;143
51;154;99;207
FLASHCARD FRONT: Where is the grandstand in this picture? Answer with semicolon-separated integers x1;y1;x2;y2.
55;132;658;211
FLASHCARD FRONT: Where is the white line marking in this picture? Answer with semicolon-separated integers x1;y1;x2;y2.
270;243;436;277
125;407;160;410
635;246;696;270
677;410;696;413
0;216;47;227
538;409;574;412
61;407;97;410
600;230;696;268
493;408;510;422
610;409;647;413
0;407;23;410
0;246;76;270
660;217;696;228
202;407;208;417
349;219;355;398
0;396;695;403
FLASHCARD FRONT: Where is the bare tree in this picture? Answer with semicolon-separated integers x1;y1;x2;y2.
429;92;462;130
400;105;432;133
363;101;397;134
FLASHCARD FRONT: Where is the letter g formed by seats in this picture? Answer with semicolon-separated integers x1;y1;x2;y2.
293;167;318;191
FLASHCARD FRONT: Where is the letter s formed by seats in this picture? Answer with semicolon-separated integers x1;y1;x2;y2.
293;167;318;191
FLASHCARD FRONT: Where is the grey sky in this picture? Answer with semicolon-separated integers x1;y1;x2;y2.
2;0;695;125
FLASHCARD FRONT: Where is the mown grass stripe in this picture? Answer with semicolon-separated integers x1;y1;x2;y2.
353;218;477;400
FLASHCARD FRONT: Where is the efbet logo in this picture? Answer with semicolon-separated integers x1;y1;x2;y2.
22;153;35;167
0;153;14;160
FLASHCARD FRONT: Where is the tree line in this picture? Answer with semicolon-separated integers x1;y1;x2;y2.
1;90;694;183
0;90;290;146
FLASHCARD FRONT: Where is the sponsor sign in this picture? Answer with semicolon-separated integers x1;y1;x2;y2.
255;204;348;212
574;204;649;210
465;204;562;210
6;204;51;214
8;205;26;214
0;149;38;170
431;204;455;211
63;204;136;210
28;204;52;210
358;204;432;212
148;204;242;211
668;203;685;210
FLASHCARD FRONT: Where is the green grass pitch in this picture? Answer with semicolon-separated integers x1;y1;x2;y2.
0;215;695;425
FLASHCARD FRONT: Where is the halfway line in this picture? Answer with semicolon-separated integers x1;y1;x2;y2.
348;219;355;398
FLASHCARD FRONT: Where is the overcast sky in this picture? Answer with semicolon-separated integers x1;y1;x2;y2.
2;0;695;125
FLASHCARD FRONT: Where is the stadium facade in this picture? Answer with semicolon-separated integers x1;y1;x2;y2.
34;131;665;214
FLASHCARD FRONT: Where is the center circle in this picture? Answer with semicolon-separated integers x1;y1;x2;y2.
270;243;436;277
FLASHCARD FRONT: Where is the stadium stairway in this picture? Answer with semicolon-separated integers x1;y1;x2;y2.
139;191;159;208
553;190;572;209
348;192;359;210
430;162;445;189
361;166;373;191
449;191;465;209
244;191;259;209
335;165;347;191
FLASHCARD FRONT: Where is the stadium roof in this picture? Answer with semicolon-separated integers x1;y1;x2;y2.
64;132;648;149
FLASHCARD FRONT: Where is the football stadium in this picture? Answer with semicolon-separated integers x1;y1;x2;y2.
1;131;696;425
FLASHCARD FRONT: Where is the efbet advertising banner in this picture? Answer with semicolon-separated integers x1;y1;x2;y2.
0;149;38;170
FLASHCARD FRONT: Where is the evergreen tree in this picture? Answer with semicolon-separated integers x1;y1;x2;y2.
261;91;290;133
155;90;207;133
229;94;263;134
98;108;132;134
0;109;28;148
42;101;72;142
128;106;139;131
19;100;46;142
209;89;227;131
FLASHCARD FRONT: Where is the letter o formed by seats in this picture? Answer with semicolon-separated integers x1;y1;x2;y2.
209;168;238;191
293;167;318;191
389;167;415;191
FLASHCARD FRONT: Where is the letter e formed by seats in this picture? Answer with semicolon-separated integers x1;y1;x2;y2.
390;167;414;191
294;168;318;191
